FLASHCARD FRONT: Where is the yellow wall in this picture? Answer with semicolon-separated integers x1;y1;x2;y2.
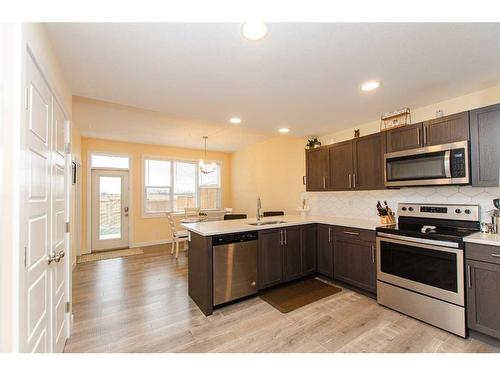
80;137;232;251
320;83;500;144
231;136;307;217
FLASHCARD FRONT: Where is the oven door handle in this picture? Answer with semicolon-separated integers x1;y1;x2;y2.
444;150;452;178
376;231;460;249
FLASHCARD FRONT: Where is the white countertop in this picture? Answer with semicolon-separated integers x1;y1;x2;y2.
464;232;500;247
181;215;382;236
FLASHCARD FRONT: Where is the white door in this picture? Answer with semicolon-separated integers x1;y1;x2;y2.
22;52;69;353
22;53;52;353
91;170;129;251
51;98;68;353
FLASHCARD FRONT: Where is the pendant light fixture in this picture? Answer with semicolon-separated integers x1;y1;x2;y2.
199;136;216;174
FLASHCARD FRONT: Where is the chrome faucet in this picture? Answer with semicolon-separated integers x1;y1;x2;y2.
257;196;262;221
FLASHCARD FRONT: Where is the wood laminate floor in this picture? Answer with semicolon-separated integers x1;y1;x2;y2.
64;245;500;353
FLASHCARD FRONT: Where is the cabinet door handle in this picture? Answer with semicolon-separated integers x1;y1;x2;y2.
284;230;287;245
467;264;472;289
343;231;359;236
322;176;326;189
348;174;352;189
353;174;356;189
423;126;427;145
417;127;421;145
328;227;332;243
280;230;283;245
491;254;500;258
371;245;375;264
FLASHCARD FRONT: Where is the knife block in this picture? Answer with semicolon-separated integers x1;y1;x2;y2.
380;214;395;225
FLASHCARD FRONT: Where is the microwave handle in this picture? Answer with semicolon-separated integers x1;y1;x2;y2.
444;150;452;178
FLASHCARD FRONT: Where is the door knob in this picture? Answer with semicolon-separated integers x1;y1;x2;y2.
47;253;58;265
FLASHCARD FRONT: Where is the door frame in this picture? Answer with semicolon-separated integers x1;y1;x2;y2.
18;46;73;352
86;151;133;254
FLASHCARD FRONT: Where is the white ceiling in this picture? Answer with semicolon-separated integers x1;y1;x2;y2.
45;23;500;151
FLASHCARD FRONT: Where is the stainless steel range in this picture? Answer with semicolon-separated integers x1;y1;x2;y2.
376;203;480;337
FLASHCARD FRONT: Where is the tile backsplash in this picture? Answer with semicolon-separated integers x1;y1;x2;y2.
302;186;500;223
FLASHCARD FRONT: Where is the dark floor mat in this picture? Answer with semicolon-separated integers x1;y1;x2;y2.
259;278;342;313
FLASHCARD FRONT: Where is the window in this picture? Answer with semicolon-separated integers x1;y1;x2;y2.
143;158;221;214
91;154;129;169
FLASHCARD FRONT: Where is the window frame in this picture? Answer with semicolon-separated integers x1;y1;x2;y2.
142;155;222;217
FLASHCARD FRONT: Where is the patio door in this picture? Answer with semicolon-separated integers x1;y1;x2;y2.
91;170;129;251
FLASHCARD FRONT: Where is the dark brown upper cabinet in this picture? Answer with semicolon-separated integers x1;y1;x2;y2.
353;133;386;190
327;140;353;191
423;111;470;146
470;103;500;187
385;122;423;153
305;147;329;191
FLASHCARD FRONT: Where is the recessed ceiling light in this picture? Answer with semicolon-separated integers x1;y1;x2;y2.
361;80;381;92
230;117;242;124
241;22;268;41
279;128;289;134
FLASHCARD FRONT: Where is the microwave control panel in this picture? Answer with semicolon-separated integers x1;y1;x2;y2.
450;148;466;178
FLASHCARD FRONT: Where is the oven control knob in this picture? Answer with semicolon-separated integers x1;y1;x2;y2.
408;207;414;212
464;209;471;214
455;209;462;214
402;206;407;211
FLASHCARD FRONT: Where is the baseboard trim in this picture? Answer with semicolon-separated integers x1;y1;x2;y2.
130;239;173;248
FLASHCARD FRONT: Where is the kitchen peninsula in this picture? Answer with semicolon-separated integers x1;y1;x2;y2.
182;215;381;315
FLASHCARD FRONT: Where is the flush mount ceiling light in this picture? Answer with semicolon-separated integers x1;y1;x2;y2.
229;117;242;124
361;80;381;92
279;127;290;134
241;22;268;41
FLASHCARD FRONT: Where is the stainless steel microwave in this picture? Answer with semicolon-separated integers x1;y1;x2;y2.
384;140;470;187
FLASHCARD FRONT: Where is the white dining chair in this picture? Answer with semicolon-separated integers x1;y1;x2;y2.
166;213;189;259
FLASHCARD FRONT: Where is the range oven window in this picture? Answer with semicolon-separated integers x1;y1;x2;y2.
386;151;446;181
380;241;458;292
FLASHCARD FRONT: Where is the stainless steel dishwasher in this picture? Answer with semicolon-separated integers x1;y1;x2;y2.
212;231;258;306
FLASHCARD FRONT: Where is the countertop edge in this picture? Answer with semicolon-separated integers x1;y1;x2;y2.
182;216;382;237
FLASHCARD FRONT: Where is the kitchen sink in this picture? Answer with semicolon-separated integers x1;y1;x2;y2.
248;220;287;226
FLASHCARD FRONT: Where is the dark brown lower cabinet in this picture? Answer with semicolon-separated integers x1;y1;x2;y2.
259;225;317;289
466;259;500;339
301;224;317;276
258;229;283;289
283;226;303;282
333;237;376;293
317;224;334;278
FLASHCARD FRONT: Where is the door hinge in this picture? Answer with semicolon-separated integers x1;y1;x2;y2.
24;87;29;110
65;222;70;233
65;142;71;155
65;301;71;313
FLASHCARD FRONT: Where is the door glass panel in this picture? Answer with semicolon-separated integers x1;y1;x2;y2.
99;176;122;240
386;152;446;181
380;241;457;292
